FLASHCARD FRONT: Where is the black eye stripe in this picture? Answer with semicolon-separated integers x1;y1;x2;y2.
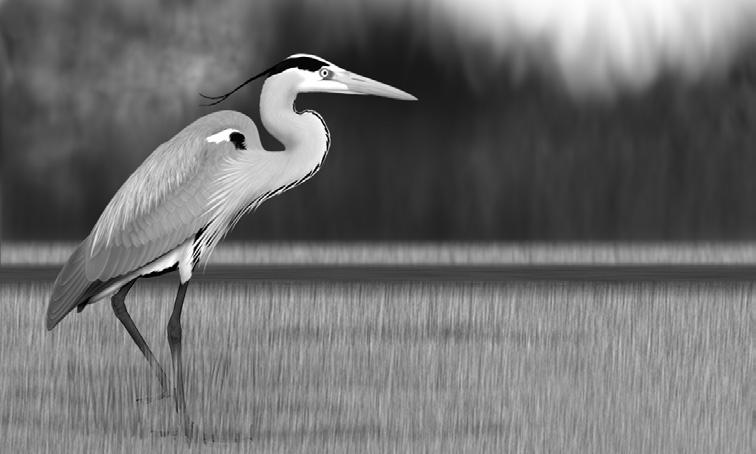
267;56;328;76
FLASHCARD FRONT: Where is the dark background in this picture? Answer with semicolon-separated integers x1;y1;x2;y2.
3;0;756;241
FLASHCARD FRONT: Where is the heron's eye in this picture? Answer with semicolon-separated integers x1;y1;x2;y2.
319;68;331;79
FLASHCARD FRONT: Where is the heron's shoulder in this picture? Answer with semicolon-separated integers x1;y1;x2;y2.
189;110;258;134
176;110;261;150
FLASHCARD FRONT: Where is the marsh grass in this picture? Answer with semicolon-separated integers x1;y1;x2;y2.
1;277;751;452
7;241;756;266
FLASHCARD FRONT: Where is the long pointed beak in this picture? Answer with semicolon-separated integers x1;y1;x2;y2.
332;71;417;101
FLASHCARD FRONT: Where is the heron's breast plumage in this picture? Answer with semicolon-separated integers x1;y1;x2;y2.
192;112;330;267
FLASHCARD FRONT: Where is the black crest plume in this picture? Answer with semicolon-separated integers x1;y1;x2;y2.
200;55;328;106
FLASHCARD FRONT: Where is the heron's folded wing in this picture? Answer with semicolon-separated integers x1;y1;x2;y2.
83;134;226;282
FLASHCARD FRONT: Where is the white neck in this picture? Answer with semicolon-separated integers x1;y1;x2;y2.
260;76;330;168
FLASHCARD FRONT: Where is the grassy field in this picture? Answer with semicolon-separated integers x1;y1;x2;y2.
0;245;752;452
8;241;756;265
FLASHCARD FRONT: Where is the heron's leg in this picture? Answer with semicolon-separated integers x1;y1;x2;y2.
111;279;170;400
167;280;193;436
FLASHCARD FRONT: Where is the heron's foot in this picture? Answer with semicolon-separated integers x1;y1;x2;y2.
151;418;215;443
136;389;171;404
181;419;216;443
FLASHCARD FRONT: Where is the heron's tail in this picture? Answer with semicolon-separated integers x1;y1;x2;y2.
46;241;93;331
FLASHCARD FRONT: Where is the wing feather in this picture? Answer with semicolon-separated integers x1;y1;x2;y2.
83;110;259;282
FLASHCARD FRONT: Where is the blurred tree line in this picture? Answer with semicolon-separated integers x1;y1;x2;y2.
2;0;756;241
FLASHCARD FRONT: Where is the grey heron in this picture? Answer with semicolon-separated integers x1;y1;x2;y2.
45;53;416;438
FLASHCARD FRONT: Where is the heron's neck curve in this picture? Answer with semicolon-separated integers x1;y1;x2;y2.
259;78;330;172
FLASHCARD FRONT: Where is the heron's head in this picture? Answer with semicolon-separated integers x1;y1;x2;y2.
201;53;416;105
285;54;416;100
